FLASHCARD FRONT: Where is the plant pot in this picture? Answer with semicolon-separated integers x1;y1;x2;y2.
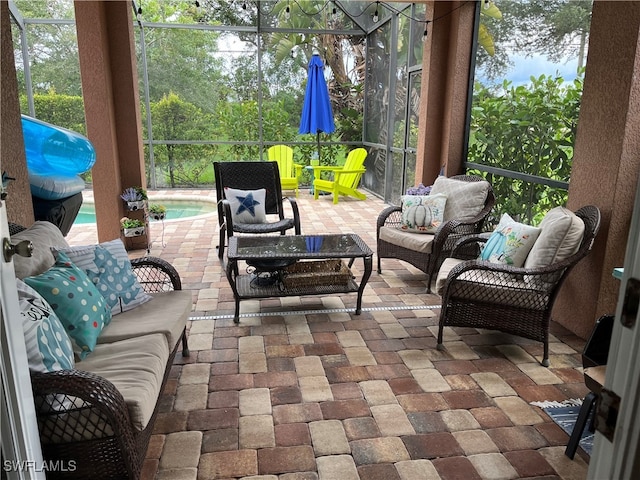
150;213;166;221
126;200;146;211
123;226;145;237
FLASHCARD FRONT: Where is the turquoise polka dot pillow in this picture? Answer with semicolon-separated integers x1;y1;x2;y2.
16;279;74;373
24;251;112;360
53;239;152;315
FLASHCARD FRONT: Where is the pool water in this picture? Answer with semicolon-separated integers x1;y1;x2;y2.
74;201;216;224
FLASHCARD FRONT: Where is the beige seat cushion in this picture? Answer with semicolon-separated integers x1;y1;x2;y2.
78;333;169;431
435;257;465;296
11;221;69;279
97;290;192;349
379;226;434;254
524;207;585;269
430;177;491;222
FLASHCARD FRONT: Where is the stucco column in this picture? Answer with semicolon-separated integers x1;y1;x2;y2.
1;2;34;225
416;1;476;186
74;1;146;243
554;1;640;339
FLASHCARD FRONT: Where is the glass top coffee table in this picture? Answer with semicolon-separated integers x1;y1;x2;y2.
225;234;373;323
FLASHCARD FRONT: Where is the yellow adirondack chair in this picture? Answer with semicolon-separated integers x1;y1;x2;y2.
313;148;367;204
267;145;303;197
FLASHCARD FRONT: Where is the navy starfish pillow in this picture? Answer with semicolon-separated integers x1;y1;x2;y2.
225;187;267;224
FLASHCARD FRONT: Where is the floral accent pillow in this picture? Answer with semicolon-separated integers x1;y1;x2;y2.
54;239;152;315
16;279;74;373
224;187;267;224
24;252;112;359
479;213;541;267
400;193;447;233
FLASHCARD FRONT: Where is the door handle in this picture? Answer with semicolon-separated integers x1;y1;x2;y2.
3;238;33;263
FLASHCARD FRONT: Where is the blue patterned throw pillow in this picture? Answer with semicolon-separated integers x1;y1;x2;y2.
16;279;74;372
479;213;541;267
224;187;267;224
54;239;152;315
24;251;111;359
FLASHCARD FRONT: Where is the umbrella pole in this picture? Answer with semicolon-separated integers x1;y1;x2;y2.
316;132;321;162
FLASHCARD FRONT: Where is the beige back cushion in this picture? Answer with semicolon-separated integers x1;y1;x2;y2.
430;177;490;222
524;207;585;269
11;221;69;279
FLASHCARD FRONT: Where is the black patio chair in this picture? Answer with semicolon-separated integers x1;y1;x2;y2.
214;161;301;259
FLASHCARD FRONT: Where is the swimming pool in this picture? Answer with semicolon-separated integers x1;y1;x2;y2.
74;199;216;224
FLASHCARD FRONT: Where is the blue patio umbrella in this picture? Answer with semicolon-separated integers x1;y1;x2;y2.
299;53;335;160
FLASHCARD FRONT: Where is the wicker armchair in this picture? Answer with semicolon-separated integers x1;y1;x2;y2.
214;161;301;259
436;205;601;367
30;256;188;480
377;175;495;292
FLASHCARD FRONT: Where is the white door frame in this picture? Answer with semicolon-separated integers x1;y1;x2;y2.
588;172;640;479
0;189;45;478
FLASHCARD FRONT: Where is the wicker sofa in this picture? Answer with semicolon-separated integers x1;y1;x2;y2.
10;221;191;480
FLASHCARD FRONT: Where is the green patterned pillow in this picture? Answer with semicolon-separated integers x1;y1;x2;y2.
24;251;112;359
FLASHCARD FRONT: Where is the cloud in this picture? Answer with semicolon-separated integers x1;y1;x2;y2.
505;53;579;85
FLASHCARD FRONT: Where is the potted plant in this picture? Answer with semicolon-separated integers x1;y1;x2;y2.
149;203;166;221
121;186;147;211
120;217;145;237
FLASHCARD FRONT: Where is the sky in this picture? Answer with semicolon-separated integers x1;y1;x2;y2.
502;53;580;85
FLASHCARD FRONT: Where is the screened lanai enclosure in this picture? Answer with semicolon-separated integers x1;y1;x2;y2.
11;0;428;203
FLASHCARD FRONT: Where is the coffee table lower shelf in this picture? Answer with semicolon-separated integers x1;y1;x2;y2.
230;274;361;322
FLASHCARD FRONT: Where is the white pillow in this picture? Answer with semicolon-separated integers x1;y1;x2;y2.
11;221;69;279
16;279;75;373
430;177;490;222
479;213;541;267
224;187;267;224
400;193;447;233
53;239;152;315
524;207;585;269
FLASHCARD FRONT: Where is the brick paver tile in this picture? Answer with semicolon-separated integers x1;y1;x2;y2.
468;453;519;480
270;385;303;405
518;362;563;384
309;420;350;456
299;375;334;402
201;428;238;453
336;330;367;347
470;372;517;397
159;431;203;469
379;322;410;339
343;416;382;440
398;349;434;370
470;407;513;429
325;365;371;383
187;333;213;351
257;446;316;475
344;346;378;366
407;411;448;434
487;426;549;452
538;446;589;480
360;380;398;406
156;467;197;480
179;363;211;385
273;403;323;425
445;374;479;391
452;429;500;455
494;396;545;425
239;387;272;416
316;455;359;480
238;335;264;353
495;344;537;364
154;412;188;434
371;404;415;436
431;456;482;480
187;408;238;430
207;390;239;409
239;415;275;448
174;384;208;411
388;377;424;395
357;463;401;480
239;352;268;373
402;432;463;459
254;371;298;388
275;423;311;447
441;390;493;409
350;437;411;465
514;384;567;404
503;450;556;477
440;409;481;432
412;368;452;392
320;399;371;420
197;450;258;479
209;373;254;391
331;382;363;400
294;356;325;377
395;459;440;480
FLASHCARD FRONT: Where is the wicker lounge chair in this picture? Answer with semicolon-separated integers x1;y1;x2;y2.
377;175;495;292
435;205;601;367
214;161;301;259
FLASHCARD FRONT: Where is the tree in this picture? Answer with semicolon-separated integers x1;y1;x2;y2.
477;0;592;81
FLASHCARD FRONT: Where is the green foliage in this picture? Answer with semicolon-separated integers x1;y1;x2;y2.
468;73;583;224
20;92;86;134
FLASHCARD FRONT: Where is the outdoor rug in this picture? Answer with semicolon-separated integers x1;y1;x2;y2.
531;399;593;456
